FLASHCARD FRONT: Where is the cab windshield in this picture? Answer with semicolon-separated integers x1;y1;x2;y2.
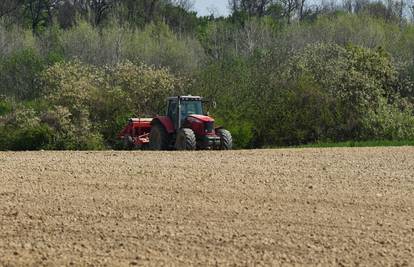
181;100;203;118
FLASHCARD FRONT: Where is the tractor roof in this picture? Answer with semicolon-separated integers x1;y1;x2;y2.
167;95;203;101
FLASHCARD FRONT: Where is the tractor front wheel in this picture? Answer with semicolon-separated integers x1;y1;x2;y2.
217;129;233;150
149;124;169;150
175;128;196;150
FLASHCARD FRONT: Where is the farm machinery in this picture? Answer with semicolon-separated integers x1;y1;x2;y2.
118;96;232;150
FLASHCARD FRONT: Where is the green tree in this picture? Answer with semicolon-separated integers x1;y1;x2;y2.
0;49;45;99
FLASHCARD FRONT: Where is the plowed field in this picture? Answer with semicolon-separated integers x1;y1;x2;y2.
1;147;413;266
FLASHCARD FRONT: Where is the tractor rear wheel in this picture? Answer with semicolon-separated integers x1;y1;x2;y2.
175;128;196;150
149;123;169;150
217;129;233;150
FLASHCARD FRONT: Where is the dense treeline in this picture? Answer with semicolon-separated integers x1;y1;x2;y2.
1;0;414;150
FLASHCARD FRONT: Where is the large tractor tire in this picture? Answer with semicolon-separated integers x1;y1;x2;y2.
217;129;233;150
149;123;170;150
175;128;196;150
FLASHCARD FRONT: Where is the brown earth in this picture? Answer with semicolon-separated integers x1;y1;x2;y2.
0;147;413;266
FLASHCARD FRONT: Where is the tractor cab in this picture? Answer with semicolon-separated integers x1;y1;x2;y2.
166;96;204;130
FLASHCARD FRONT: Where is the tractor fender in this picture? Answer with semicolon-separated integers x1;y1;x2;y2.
151;116;175;134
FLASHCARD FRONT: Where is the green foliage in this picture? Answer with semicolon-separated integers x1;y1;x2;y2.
40;105;104;150
256;76;336;146
0;98;106;151
194;41;414;148
0;99;13;116
95;61;185;145
285;43;408;140
123;22;204;74
0;23;36;57
58;21;204;73
107;61;183;114
193;58;257;148
0;104;51;150
38;60;185;148
9;124;53;151
361;98;414;140
42;61;102;115
0;49;45;99
61;21;101;64
219;119;255;148
1;8;414;150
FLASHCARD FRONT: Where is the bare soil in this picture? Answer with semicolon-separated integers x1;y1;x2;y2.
0;147;413;266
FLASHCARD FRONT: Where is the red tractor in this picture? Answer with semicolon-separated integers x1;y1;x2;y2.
118;96;232;150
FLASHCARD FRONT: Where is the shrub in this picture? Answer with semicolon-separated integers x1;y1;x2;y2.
9;124;53;151
40;60;185;147
0;99;13;116
285;43;404;140
257;76;336;146
221;119;254;148
361;98;414;140
0;49;45;99
107;61;184;114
